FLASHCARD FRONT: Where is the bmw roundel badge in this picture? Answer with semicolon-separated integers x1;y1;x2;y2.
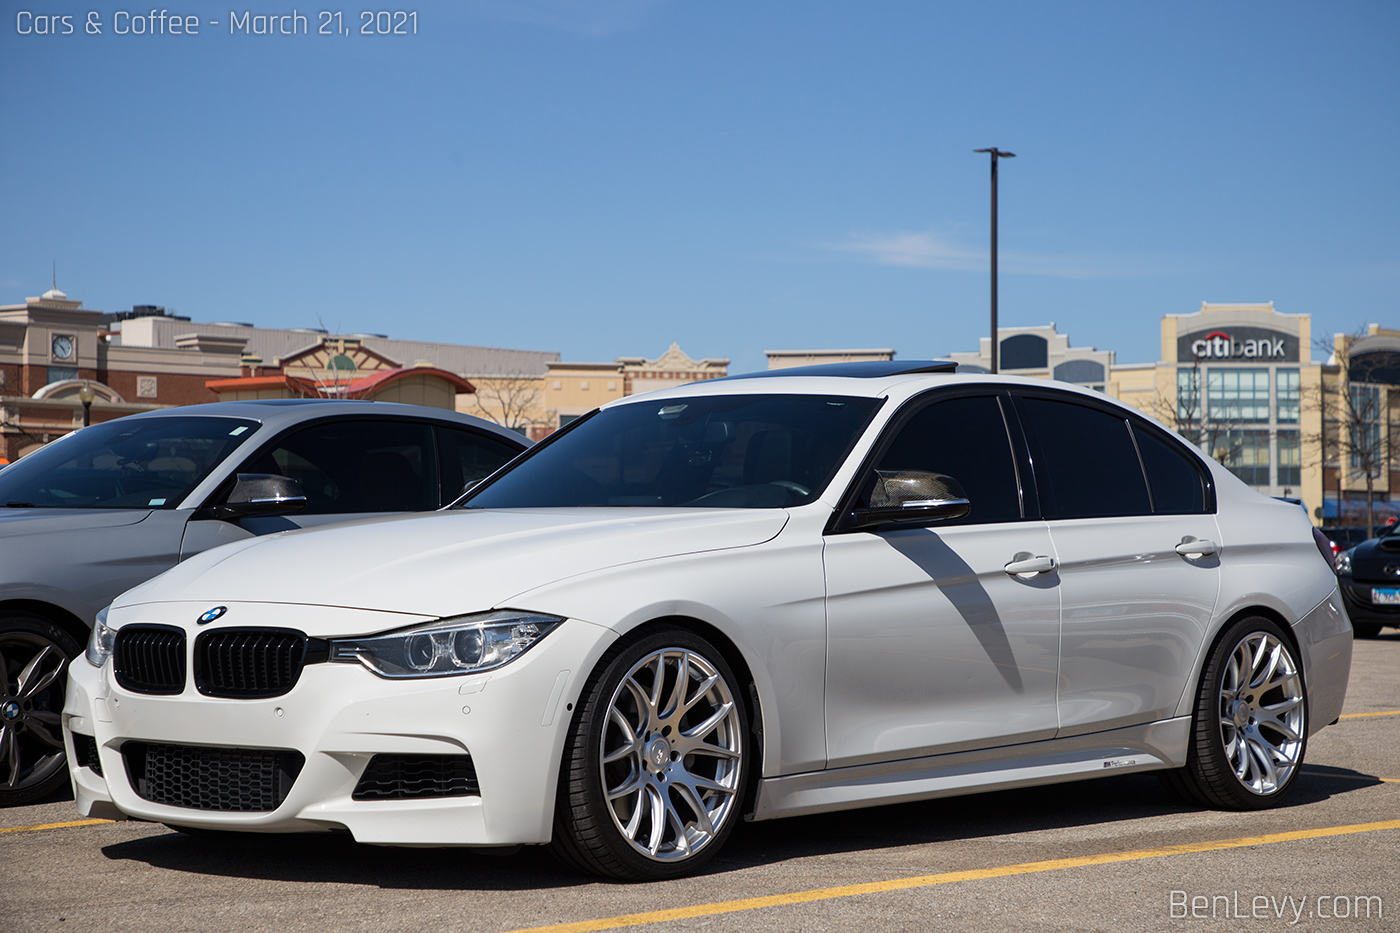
197;606;228;625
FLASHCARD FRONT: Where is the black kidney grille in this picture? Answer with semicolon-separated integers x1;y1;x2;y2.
122;741;304;812
114;626;186;695
352;754;480;801
195;629;307;698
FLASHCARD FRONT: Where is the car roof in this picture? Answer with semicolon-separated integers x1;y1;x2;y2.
118;399;529;445
603;363;1116;407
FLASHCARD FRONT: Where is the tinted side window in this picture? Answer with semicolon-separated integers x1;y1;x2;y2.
1019;396;1150;519
239;420;437;513
870;395;1022;525
439;427;522;499
1132;424;1208;514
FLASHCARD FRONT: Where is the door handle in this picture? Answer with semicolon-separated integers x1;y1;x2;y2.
1175;537;1219;558
1004;553;1057;576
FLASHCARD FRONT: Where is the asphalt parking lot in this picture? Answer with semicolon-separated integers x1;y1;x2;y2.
5;633;1397;933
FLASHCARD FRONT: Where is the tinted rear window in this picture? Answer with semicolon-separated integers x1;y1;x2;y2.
1019;396;1150;519
1133;424;1208;514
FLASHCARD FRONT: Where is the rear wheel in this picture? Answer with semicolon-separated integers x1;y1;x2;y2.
1163;616;1307;810
552;627;748;880
0;612;81;807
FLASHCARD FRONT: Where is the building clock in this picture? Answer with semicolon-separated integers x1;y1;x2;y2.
51;334;75;361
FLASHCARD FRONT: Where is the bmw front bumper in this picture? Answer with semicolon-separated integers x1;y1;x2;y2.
63;601;617;846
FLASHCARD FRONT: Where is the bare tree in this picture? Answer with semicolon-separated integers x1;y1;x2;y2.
1151;358;1206;444
1305;330;1400;538
1151;360;1260;480
467;373;546;435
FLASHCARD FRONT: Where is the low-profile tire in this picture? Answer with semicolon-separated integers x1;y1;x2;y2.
552;626;749;881
1351;621;1383;639
1163;616;1308;810
0;612;82;807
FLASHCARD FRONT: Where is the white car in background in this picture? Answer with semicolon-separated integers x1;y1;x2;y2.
64;362;1351;880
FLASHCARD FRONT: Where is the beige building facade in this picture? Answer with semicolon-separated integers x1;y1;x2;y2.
460;343;729;441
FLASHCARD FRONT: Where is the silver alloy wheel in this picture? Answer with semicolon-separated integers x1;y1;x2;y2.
0;633;70;792
599;647;743;862
1217;630;1306;795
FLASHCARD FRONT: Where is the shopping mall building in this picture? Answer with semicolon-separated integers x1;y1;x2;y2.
945;302;1400;529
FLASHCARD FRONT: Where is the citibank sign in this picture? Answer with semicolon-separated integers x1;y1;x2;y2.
1178;327;1298;363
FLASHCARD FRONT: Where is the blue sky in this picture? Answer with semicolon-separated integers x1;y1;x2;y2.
2;1;1396;374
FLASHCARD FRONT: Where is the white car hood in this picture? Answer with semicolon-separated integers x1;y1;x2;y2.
115;507;789;620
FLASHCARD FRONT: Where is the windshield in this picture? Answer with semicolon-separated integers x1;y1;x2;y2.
0;416;261;509
463;394;880;509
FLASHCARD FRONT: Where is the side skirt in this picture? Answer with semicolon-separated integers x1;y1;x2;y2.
751;716;1191;821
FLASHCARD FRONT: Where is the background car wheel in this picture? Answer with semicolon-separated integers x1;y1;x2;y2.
1162;616;1307;810
1351;621;1382;639
552;626;749;881
0;612;81;807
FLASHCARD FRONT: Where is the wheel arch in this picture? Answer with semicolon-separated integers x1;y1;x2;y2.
0;598;89;649
608;613;767;818
1172;602;1304;720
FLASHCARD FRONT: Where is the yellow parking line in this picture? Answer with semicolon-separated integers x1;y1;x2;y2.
0;818;114;836
504;819;1400;933
1340;709;1400;719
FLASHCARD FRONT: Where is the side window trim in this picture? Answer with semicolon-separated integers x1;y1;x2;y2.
825;386;1033;535
1125;413;1155;514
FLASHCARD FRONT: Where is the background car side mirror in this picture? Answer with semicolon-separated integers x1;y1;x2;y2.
849;470;971;529
203;474;308;520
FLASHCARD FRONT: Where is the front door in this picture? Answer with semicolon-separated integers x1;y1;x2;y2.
824;392;1061;768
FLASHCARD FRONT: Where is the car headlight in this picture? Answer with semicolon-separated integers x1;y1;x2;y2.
86;607;115;668
1334;548;1353;575
328;610;563;679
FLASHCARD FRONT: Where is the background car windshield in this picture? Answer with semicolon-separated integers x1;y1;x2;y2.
0;417;260;509
465;394;879;508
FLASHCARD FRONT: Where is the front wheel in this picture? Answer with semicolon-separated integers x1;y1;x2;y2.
0;612;81;807
552;627;749;880
1163;616;1308;810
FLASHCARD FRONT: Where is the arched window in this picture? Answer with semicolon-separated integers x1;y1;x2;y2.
1000;334;1048;370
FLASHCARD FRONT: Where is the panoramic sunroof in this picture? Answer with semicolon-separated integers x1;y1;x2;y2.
711;360;959;381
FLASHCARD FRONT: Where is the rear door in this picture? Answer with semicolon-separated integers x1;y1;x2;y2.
1012;391;1220;736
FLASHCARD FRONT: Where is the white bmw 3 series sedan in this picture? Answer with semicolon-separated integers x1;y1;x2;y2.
64;362;1352;880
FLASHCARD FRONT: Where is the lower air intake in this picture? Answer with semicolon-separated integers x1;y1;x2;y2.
72;732;103;777
352;754;480;800
123;742;304;812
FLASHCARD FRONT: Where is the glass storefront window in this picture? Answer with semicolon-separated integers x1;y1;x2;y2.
1277;369;1300;424
1207;369;1271;423
1349;384;1382;474
1277;429;1301;487
1208;428;1271;487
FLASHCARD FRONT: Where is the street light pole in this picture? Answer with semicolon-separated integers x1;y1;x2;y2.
77;382;95;428
974;148;1015;373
